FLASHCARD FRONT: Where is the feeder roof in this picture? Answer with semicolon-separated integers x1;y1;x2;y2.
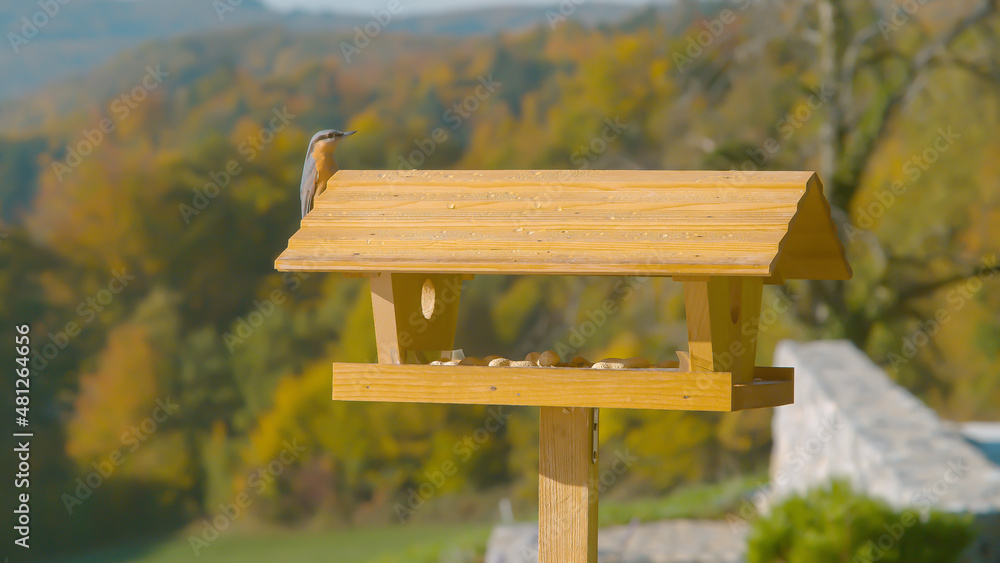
275;169;851;282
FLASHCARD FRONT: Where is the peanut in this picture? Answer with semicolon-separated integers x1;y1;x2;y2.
538;350;560;367
623;357;650;368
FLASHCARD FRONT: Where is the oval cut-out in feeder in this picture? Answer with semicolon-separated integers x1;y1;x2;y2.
421;278;436;320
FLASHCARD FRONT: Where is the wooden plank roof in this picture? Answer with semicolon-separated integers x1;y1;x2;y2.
275;169;851;281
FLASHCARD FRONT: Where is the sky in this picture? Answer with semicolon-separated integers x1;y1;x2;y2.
259;0;656;15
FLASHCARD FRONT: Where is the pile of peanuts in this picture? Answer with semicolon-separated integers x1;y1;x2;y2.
429;351;675;369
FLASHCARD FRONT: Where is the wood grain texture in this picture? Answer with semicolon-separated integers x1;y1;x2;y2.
539;406;598;563
369;273;464;364
274;170;851;280
370;273;402;364
683;277;763;385
732;367;793;410
771;174;852;282
331;363;793;411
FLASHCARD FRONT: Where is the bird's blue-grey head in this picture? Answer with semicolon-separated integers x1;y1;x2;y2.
309;129;356;148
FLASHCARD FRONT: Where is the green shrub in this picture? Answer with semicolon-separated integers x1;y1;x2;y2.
747;480;975;563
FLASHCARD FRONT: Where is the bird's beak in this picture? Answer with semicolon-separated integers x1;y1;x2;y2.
339;130;357;138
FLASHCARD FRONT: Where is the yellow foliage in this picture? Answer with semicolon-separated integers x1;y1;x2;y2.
491;277;543;342
66;324;159;464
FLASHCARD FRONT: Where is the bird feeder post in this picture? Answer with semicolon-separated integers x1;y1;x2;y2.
539;406;599;562
276;169;851;563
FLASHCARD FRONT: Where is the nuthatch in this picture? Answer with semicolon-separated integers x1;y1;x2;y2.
300;129;356;218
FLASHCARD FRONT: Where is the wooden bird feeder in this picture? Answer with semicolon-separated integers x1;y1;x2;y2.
275;169;850;562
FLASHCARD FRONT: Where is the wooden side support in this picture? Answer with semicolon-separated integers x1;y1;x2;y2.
370;272;464;364
539;406;598;563
682;276;763;384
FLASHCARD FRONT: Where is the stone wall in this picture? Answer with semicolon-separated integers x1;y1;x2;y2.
484;520;746;563
771;340;1000;562
483;340;1000;563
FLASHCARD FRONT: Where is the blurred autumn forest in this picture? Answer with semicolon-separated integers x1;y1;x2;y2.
2;0;999;557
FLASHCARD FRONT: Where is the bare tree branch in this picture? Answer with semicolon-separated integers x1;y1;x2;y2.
837;21;882;117
833;0;1000;206
831;0;998;208
880;261;999;319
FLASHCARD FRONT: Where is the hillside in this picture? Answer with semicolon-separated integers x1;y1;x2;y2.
0;0;644;101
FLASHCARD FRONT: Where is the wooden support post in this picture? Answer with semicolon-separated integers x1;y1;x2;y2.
371;273;402;364
539;406;598;563
682;276;763;384
370;272;464;364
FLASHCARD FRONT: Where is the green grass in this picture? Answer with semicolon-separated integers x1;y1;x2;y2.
58;474;764;562
599;472;765;526
59;523;491;563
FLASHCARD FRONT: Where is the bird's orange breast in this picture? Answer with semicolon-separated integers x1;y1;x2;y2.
311;141;341;199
